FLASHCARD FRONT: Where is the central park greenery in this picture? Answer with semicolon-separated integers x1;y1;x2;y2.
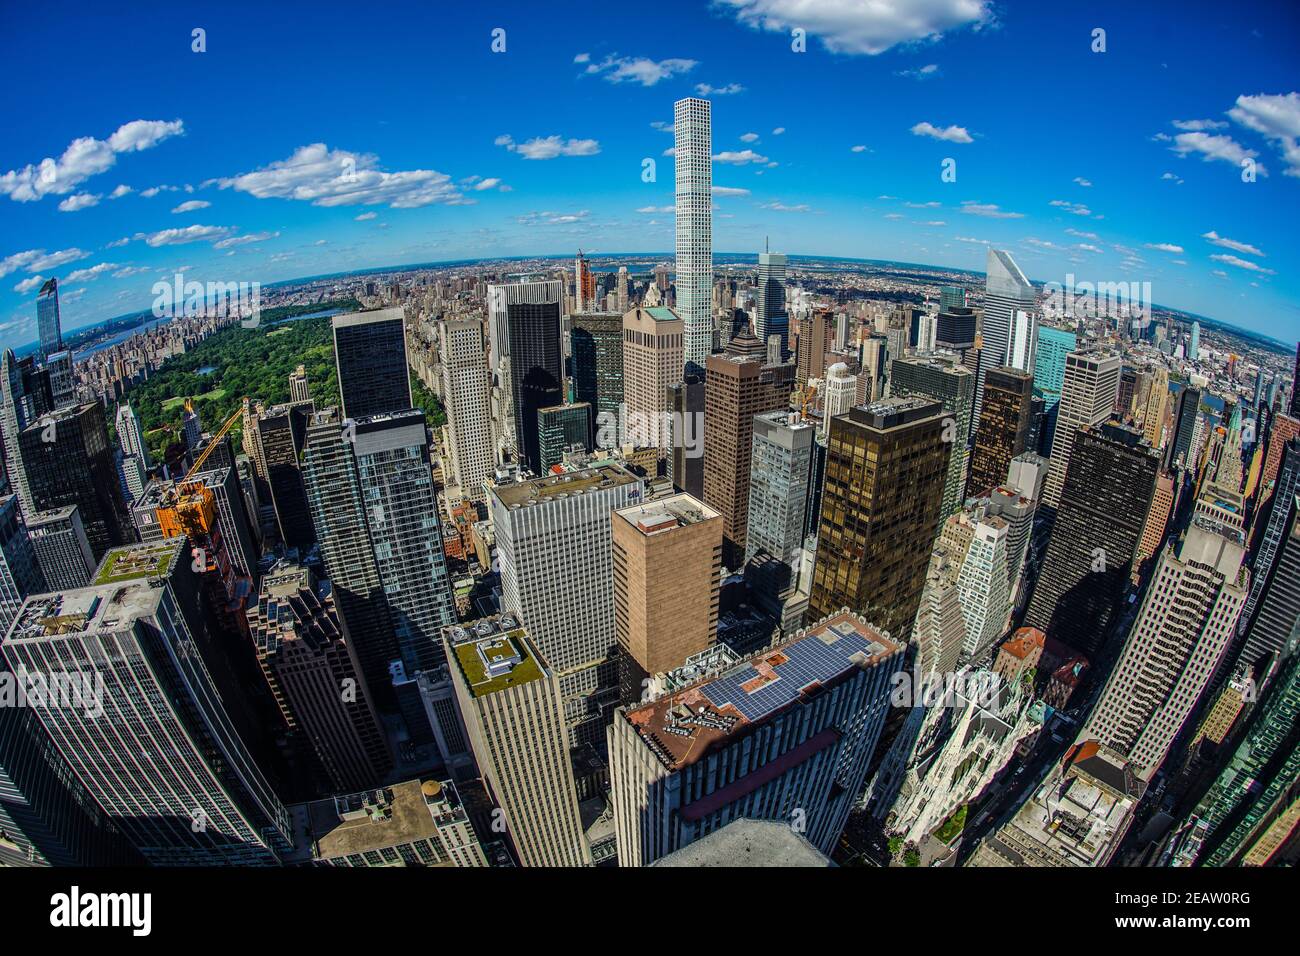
108;301;445;462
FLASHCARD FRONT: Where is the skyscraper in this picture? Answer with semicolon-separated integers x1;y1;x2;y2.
499;282;564;473
491;465;642;748
301;408;402;708
570;311;624;443
755;247;789;357
889;353;975;521
1082;489;1248;781
1168;385;1202;471
36;278;62;362
332;308;412;419
1240;474;1300;669
23;505;94;590
808;397;950;641
745;410;817;568
1033;325;1076;409
1290;343;1300;418
796;307;834;384
1;540;293;864
675;96;712;374
248;401;316;551
438;316;493;501
17;401;130;562
1024;422;1161;657
249;562;391;793
622;306;683;451
1040;350;1122;510
537;402;590;471
967;366;1034;497
703;331;796;566
608;609;904;866
611;494;722;703
444;614;591;867
288;364;310;404
973;249;1035;427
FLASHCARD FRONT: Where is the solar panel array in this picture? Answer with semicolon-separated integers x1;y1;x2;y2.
700;622;885;722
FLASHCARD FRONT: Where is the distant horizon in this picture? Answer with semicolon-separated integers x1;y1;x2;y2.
13;249;1291;361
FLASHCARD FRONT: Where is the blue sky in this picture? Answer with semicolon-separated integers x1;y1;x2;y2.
2;0;1298;350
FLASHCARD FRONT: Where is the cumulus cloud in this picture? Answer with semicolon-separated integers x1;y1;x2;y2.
216;143;469;206
910;121;973;143
64;262;117;282
171;199;211;213
718;0;991;55
1168;129;1265;175
1227;92;1300;177
712;149;769;165
582;54;696;86
133;225;234;247
1144;242;1184;253
13;275;45;294
496;134;600;160
696;82;745;95
109;184;132;199
0;247;90;277
213;231;280;249
57;192;101;212
0;119;183;203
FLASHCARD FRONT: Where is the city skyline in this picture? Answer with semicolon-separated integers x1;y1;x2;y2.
2;0;1300;351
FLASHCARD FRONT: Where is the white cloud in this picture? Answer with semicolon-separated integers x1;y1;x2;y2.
712;149;769;165
1228;92;1300;177
1160;171;1185;184
1049;199;1095;217
1065;227;1100;240
64;262;117;282
109;184;132;199
133;224;233;247
0;119;182;203
355;212;377;221
851;144;870;153
910;121;973;143
772;127;786;135
112;266;151;278
217;143;469;206
636;205;676;213
896;63;941;79
760;201;812;212
497;134;601;160
905;200;940;208
583;54;696;86
171;199;211;213
712;185;751;197
740;132;760;143
57;192;101;212
960;201;1023;219
213;231;280;249
1144;242;1184;253
1072;176;1092;187
0;247;90;277
472;177;508;191
1172;119;1228;131
884;213;904;220
1202;230;1265;257
13;275;44;294
696;82;745;95
573;52;590;64
719;0;991;55
516;210;591;226
1075;244;1103;253
1210;253;1275;274
1169;130;1265;175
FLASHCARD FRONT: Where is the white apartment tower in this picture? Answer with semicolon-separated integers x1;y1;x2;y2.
675;96;712;374
438;316;493;501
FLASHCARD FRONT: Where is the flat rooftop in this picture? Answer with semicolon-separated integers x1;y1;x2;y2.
332;307;405;329
493;464;639;509
651;819;831;867
846;396;944;431
309;779;448;864
446;613;545;698
92;541;180;586
614;493;718;536
624;610;899;771
7;579;167;643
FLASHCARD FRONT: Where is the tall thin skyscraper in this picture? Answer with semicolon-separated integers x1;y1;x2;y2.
1289;343;1300;419
1040;350;1122;510
675;96;712;374
24;505;94;590
36;278;62;362
570;311;624;443
438;316;493;501
973;249;1034;427
745;410;817;568
491;281;564;474
622;306;684;451
889;354;975;521
967;366;1034;497
755;246;789;357
332;308;412;419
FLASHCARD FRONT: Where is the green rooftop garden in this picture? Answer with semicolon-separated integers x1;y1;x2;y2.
453;631;543;698
933;804;969;846
93;546;175;586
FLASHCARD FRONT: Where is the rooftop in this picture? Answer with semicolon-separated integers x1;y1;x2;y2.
651;818;831;867
614;493;719;536
493;464;640;509
7;578;168;644
624;610;899;771
92;541;179;586
308;779;448;863
446;614;545;698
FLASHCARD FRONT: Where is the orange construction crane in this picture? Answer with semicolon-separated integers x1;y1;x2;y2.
156;403;246;539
